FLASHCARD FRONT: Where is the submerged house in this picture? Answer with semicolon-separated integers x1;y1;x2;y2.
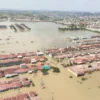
21;24;31;31
9;24;17;32
15;24;25;32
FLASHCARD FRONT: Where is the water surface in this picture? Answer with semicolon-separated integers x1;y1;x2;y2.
0;22;99;53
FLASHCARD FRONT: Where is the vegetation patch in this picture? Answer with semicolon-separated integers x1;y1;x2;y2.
88;71;92;74
32;81;35;87
98;86;100;88
69;76;73;78
80;82;82;84
34;70;38;73
81;77;88;81
51;66;60;73
31;41;34;43
41;69;49;75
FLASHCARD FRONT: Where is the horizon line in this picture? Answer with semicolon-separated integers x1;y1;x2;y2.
0;8;99;13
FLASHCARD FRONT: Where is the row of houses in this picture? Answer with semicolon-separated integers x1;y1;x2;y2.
80;38;100;45
0;51;44;60
0;91;40;100
10;24;31;33
22;56;47;64
14;24;31;32
54;48;100;59
0;59;22;67
9;24;17;32
21;24;31;31
45;43;100;77
45;43;100;56
0;62;50;78
47;45;100;60
67;62;100;76
0;55;47;67
81;41;100;45
91;35;100;38
70;54;100;65
0;77;31;92
15;24;25;32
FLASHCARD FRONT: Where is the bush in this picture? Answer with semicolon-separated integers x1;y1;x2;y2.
88;71;92;74
32;82;35;87
80;82;82;84
67;64;70;67
98;86;100;88
57;59;59;62
81;77;87;81
41;69;48;75
34;70;38;73
51;67;60;73
69;63;73;66
69;76;73;78
63;64;67;67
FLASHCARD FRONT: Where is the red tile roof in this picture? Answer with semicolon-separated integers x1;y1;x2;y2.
0;91;39;100
0;77;31;92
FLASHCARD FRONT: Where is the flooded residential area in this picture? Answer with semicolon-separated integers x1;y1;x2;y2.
0;0;100;100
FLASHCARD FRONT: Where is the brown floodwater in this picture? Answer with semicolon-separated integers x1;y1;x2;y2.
0;21;99;54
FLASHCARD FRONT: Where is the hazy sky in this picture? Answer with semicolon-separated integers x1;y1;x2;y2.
0;0;100;12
